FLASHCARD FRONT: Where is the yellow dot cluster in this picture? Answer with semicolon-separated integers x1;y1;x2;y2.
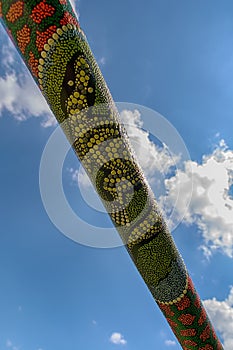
38;24;74;90
93;155;146;227
73;121;120;160
66;55;94;115
127;208;163;249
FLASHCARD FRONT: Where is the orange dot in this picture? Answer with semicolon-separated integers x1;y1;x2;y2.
17;24;31;54
6;1;24;23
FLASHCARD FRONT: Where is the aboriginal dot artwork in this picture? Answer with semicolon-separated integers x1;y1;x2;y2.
0;1;224;349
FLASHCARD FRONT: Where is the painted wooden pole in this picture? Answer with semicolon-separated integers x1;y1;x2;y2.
0;1;223;349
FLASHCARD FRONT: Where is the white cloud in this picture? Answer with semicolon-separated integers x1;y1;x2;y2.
6;340;19;350
109;332;127;345
70;167;92;189
120;109;180;182
160;140;233;257
41;113;57;128
6;340;13;348
165;339;176;346
0;40;56;127
203;287;233;349
18;305;22;312
0;73;54;123
1;41;16;72
98;57;106;66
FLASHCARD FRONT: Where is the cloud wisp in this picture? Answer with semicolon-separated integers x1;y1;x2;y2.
164;339;176;346
160;139;233;258
6;339;19;350
0;72;55;126
119;109;180;183
203;287;233;349
109;332;127;345
0;26;56;127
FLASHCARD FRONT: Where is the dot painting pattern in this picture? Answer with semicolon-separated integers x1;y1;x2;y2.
158;277;223;350
0;1;224;349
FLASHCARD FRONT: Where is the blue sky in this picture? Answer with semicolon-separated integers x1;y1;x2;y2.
0;0;233;349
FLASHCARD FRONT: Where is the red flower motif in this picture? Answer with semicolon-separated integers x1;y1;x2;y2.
183;339;197;347
178;313;195;326
159;304;175;317
6;1;24;23
188;276;195;294
200;324;210;342
28;52;39;77
198;308;206;325
176;295;191;311
180;328;196;337
60;11;79;27
31;0;55;24
17;24;31;54
199;345;213;350
167;318;178;330
194;295;201;309
36;25;57;52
